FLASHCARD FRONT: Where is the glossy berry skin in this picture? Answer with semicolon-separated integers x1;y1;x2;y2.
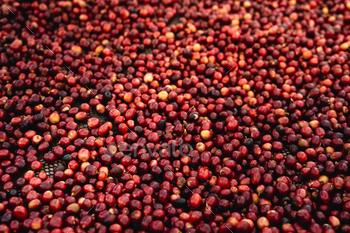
189;193;202;209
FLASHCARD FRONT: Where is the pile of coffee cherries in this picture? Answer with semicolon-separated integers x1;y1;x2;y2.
0;0;350;232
